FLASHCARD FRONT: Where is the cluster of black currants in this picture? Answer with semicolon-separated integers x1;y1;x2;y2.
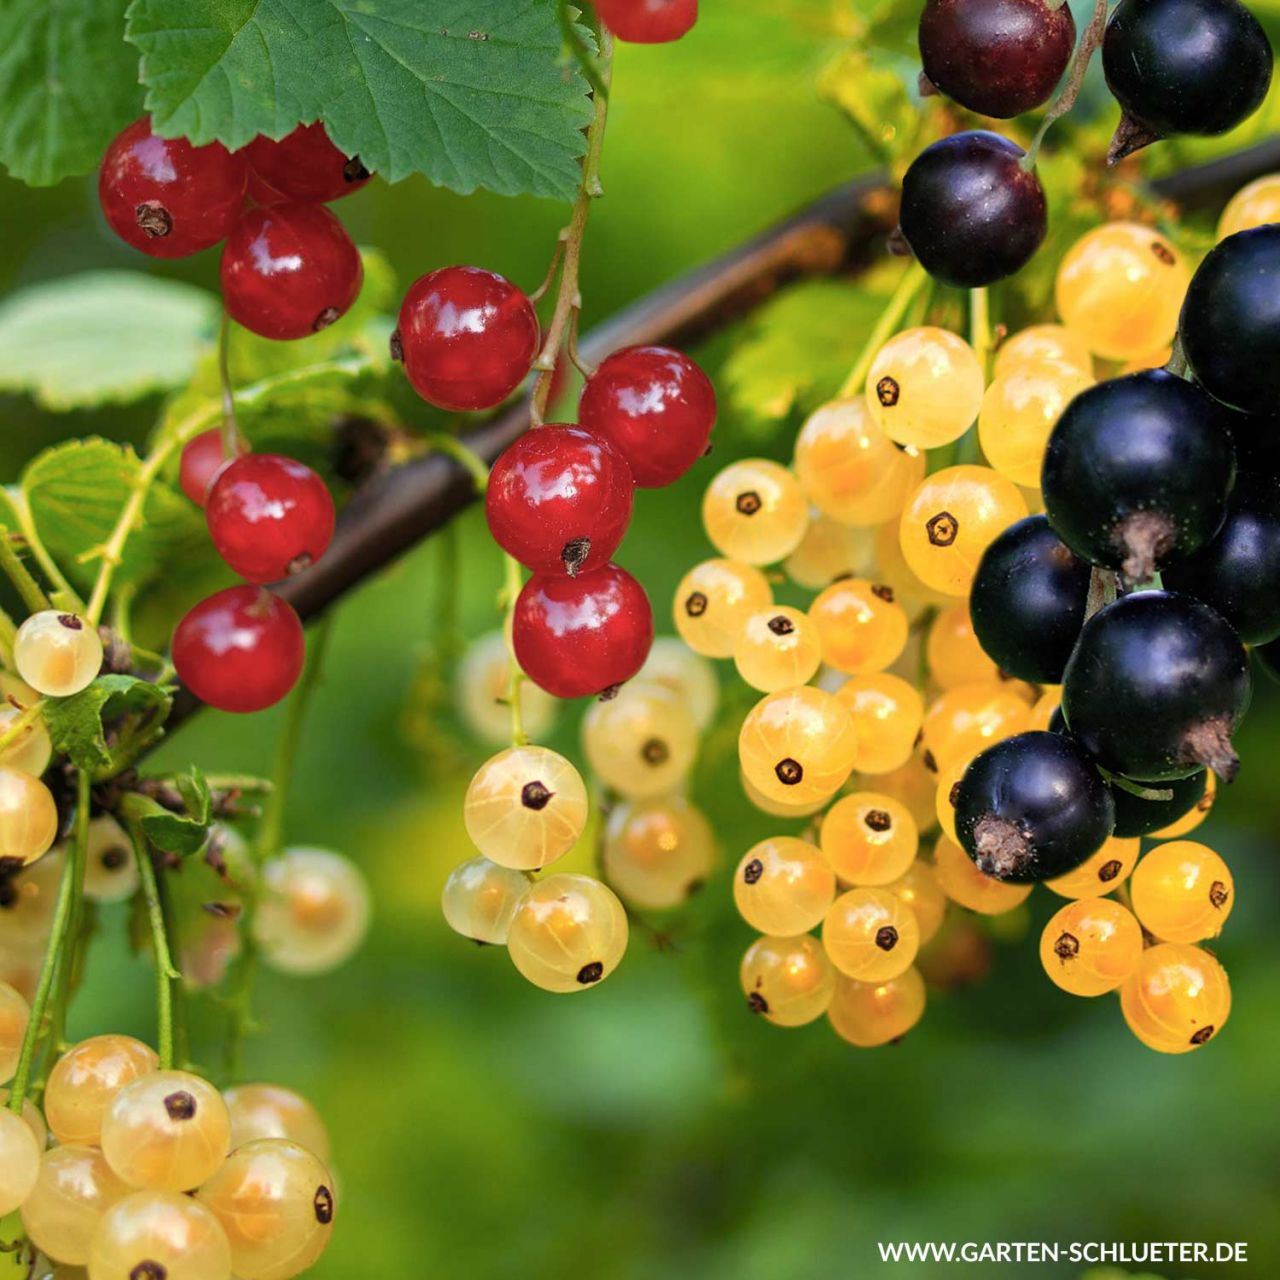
954;224;1280;887
903;0;1273;287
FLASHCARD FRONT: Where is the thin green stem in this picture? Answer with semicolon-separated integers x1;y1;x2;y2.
838;262;930;398
0;605;16;668
529;33;613;427
8;491;81;610
8;771;89;1115
128;820;179;1070
0;529;50;614
1023;0;1109;166
969;287;992;377
502;553;528;747
422;433;491;494
0;698;44;754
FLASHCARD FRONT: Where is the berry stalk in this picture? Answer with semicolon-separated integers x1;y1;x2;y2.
838;262;930;398
1023;0;1109;167
7;770;90;1116
127;814;180;1071
0;528;51;615
529;32;613;427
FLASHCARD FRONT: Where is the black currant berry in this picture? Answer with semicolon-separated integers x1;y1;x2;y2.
1103;0;1273;163
1181;226;1280;417
954;731;1116;883
918;0;1076;118
1041;371;1236;583
1110;770;1207;839
1061;591;1251;782
1164;475;1280;645
970;515;1091;684
898;131;1047;288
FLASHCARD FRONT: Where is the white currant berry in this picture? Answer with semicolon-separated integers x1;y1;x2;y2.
44;1035;159;1147
223;1084;330;1164
0;767;60;867
457;630;557;744
506;874;628;993
0;1105;40;1215
636;638;720;731
21;1145;132;1266
0;702;52;776
0;978;31;1085
601;796;715;911
581;682;698;800
463;746;588;871
14;611;103;698
441;856;529;945
254;848;371;977
80;815;139;903
87;1189;232;1280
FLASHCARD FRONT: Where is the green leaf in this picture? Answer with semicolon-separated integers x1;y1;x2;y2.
0;272;219;411
22;438;207;593
721;276;895;435
43;674;171;772
176;766;212;826
0;0;143;185
124;0;595;201
141;805;211;857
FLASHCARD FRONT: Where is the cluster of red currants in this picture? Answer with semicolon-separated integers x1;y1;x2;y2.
0;1021;337;1280
96;117;375;714
902;0;1273;288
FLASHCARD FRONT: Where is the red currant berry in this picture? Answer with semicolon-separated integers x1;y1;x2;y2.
206;454;335;583
394;267;539;411
179;430;240;507
220;203;363;340
99;118;247;258
513;564;654;698
578;346;717;488
172;587;305;713
486;425;634;576
244;123;372;203
594;0;697;42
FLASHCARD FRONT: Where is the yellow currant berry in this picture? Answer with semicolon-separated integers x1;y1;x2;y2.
733;606;823;692
1121;943;1231;1053
740;934;836;1027
253;848;371;977
1055;223;1190;361
0;703;51;776
1130;841;1234;944
793;399;925;524
856;757;939;834
582;682;699;799
1044;835;1141;899
463;745;588;871
822;887;919;981
0;1086;47;1147
81;816;139;904
919;682;1032;775
0;768;59;868
933;754;975;844
933;833;1032;914
872;520;953;620
834;672;924;775
738;686;858;806
819;793;918;886
44;1035;159;1147
865;327;984;449
100;1070;230;1193
196;1138;335;1280
733;836;835;934
702;459;808;564
673;559;773;659
1149;772;1216;839
900;466;1028;596
808;579;908;674
1040;897;1144;996
884;860;947;945
457;630;557;745
602;796;715;911
993;324;1094;379
506;874;628;993
978;360;1094;488
87;1189;232;1280
0;850;65;952
223;1084;330;1164
828;966;926;1046
13;611;103;698
1217;173;1280;240
441;856;529;945
0;1107;41;1217
0;979;30;1086
21;1145;132;1265
927;602;999;689
739;771;829;819
636;638;719;732
783;513;878;590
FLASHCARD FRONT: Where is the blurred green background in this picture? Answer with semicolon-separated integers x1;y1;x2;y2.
3;2;1280;1277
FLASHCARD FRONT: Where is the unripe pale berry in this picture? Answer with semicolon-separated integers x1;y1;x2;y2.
441;856;530;945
